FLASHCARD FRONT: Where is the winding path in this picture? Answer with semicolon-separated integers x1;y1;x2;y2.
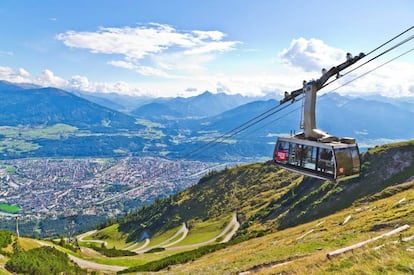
220;214;240;243
160;223;189;248
166;213;239;251
134;223;189;253
32;214;239;272
123;231;150;251
77;230;108;247
131;238;150;253
67;254;127;272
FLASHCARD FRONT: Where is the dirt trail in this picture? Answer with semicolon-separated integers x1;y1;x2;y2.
160;223;189;248
135;223;189;253
132;238;150;253
167;213;239;250
67;254;127;272
77;230;108;247
32;214;238;272
220;214;240;243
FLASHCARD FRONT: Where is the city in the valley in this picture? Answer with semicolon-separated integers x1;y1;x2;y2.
0;157;226;225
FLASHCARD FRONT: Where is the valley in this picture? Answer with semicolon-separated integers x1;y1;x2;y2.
0;157;226;237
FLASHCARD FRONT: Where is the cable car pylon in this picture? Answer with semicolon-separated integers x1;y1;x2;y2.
274;52;364;181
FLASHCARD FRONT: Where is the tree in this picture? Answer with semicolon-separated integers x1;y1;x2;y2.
12;239;22;254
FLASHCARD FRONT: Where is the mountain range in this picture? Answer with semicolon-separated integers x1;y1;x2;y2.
1;80;414;160
0;82;141;133
131;91;255;119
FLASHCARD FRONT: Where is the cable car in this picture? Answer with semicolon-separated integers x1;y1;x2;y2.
273;52;364;181
274;137;360;181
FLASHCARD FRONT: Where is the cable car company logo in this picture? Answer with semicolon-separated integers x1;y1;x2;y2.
276;150;287;161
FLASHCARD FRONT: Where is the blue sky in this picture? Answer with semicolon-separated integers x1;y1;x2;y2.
0;0;413;97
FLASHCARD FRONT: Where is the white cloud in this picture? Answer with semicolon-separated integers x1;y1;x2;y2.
136;66;174;78
184;41;239;55
34;69;67;87
66;76;143;96
56;24;239;59
68;75;90;90
17;68;30;77
336;61;414;97
276;38;414;98
107;60;136;69
2;35;413;99
56;24;240;78
409;85;414;95
279;37;345;72
0;66;30;82
191;30;225;41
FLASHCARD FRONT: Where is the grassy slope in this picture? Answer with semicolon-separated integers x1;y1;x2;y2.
84;224;131;249
74;216;233;267
0;267;11;275
0;253;11;275
165;180;414;274
117;163;302;242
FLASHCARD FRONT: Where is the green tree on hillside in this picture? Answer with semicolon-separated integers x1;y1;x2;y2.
0;230;13;249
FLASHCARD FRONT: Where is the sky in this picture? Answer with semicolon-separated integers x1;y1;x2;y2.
0;0;413;98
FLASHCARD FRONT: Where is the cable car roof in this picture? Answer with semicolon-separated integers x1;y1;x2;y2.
277;136;357;149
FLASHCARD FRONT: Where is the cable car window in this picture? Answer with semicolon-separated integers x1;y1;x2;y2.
350;147;361;173
335;147;357;177
301;145;317;170
318;148;334;174
289;143;301;166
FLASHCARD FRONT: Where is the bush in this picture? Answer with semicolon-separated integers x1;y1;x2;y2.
5;246;86;274
92;245;137;257
0;230;13;249
144;247;165;253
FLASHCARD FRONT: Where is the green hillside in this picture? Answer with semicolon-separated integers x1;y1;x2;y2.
163;179;414;274
117;140;414;241
117;163;303;242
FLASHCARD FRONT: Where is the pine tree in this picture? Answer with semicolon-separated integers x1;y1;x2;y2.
12;238;22;254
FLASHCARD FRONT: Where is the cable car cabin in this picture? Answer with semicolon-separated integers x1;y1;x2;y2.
274;137;361;181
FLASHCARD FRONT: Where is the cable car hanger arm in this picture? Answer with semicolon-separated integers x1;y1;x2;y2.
279;52;365;105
